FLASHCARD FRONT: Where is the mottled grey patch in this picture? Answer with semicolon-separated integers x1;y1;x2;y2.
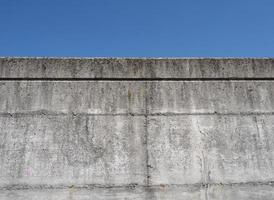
168;128;191;150
53;116;105;167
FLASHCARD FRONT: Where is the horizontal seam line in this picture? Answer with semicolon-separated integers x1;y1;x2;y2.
1;181;274;191
1;78;274;81
0;112;274;116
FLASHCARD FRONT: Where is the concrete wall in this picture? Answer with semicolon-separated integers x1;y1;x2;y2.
0;58;274;200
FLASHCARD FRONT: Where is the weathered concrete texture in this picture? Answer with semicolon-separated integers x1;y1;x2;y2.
0;186;152;200
0;82;147;114
0;81;274;114
1;58;274;199
1;185;274;200
0;115;146;185
1;57;274;78
2;115;273;186
147;81;274;114
148;116;274;185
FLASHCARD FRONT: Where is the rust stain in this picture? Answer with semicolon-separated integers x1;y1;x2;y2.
128;89;132;101
69;185;75;200
128;89;132;112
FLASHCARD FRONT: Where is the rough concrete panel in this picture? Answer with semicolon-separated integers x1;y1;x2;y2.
208;184;274;200
147;116;202;185
199;115;274;184
1;81;274;114
148;116;274;185
0;81;146;114
1;185;274;200
148;185;206;200
1;58;274;78
147;81;274;114
0;115;146;185
151;184;274;200
0;186;206;200
0;187;148;200
0;186;204;200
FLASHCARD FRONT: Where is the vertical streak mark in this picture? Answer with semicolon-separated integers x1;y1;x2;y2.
144;81;150;186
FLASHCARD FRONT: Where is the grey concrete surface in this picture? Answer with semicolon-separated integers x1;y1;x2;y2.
1;57;274;78
1;58;274;199
1;185;274;200
0;81;274;114
0;115;146;186
0;82;147;114
148;116;274;185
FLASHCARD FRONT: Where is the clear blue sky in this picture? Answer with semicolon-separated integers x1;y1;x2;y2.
0;0;274;57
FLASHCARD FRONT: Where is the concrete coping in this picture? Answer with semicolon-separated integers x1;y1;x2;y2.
0;57;274;79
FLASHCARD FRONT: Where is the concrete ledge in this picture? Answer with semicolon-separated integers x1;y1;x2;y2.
0;58;274;79
1;184;274;200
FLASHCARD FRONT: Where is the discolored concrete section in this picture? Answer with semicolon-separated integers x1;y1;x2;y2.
1;57;274;199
